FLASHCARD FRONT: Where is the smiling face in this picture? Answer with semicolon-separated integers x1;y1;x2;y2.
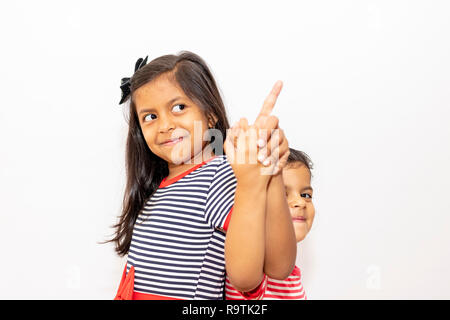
133;73;214;170
282;163;315;242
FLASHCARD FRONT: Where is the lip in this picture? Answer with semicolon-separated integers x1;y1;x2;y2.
292;217;306;223
160;136;186;146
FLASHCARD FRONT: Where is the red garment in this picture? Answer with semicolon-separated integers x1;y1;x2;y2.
114;265;135;300
114;156;234;300
225;266;306;300
114;264;182;300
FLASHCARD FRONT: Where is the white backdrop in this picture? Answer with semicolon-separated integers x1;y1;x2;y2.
0;0;449;299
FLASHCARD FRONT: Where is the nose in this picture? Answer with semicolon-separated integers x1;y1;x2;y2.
289;196;306;209
158;116;175;133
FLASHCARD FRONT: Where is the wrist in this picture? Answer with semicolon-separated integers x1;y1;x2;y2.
236;176;269;191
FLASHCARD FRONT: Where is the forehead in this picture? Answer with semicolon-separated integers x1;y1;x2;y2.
282;164;311;185
133;74;187;111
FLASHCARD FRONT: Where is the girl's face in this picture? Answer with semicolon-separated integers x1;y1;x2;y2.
282;163;315;242
133;74;213;166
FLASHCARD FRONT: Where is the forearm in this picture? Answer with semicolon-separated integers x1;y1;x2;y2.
263;173;297;279
225;179;267;292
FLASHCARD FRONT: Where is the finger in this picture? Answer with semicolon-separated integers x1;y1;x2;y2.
262;131;287;175
224;136;235;164
273;151;289;175
258;128;283;163
273;146;290;174
260;81;283;117
275;137;289;166
271;135;289;174
257;115;279;148
232;126;240;148
227;122;240;148
236;118;249;164
225;122;241;162
254;81;283;128
265;115;279;130
263;145;280;167
247;125;259;165
235;124;249;165
238;117;249;131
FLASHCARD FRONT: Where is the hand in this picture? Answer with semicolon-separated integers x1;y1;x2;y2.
258;124;290;176
254;81;291;175
225;118;271;184
226;81;290;176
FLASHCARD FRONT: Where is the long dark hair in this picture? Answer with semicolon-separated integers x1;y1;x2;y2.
108;51;231;256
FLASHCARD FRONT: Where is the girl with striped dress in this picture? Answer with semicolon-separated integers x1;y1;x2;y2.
109;51;296;300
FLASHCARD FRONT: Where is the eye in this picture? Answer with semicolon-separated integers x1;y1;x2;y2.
143;113;157;122
172;104;186;113
301;193;312;199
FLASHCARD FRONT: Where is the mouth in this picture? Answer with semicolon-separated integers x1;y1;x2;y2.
292;217;306;223
160;136;186;146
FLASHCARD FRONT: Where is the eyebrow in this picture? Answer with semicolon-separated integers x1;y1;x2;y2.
138;96;183;115
285;186;313;193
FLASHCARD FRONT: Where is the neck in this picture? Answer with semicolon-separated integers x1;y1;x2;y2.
166;147;215;180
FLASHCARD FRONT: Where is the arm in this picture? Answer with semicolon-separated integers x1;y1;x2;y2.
263;173;297;279
225;81;292;291
224;177;268;292
224;118;270;293
254;110;297;280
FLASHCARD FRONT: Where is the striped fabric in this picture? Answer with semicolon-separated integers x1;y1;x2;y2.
225;266;306;300
125;155;237;300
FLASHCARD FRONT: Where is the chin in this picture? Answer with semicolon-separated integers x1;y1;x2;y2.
295;234;306;243
166;145;194;164
294;226;308;243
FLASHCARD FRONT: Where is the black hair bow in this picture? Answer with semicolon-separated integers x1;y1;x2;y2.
119;56;148;104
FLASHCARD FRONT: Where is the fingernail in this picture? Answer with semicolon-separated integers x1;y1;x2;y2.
258;154;265;163
257;139;266;148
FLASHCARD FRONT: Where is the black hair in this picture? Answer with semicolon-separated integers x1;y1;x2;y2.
287;148;313;175
107;51;230;256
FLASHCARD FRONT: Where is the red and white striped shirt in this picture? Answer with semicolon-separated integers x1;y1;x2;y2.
225;265;306;300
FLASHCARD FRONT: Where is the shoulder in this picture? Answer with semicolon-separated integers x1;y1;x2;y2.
205;155;234;177
215;155;235;180
207;154;231;167
205;155;236;198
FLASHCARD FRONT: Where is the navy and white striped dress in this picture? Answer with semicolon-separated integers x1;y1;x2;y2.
126;155;236;299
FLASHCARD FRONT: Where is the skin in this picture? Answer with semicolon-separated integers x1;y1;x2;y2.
224;121;271;292
263;172;297;279
133;73;215;179
224;82;297;291
282;163;315;242
133;73;296;292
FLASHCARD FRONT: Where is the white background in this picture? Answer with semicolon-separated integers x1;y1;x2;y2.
0;0;449;299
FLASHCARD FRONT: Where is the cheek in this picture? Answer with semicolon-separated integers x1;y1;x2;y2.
288;206;296;218
142;129;155;147
307;206;316;229
190;121;210;147
142;127;162;155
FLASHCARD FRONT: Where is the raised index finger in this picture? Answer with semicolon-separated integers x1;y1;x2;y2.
255;80;283;128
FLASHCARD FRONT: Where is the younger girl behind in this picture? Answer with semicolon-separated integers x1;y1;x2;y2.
226;148;315;299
